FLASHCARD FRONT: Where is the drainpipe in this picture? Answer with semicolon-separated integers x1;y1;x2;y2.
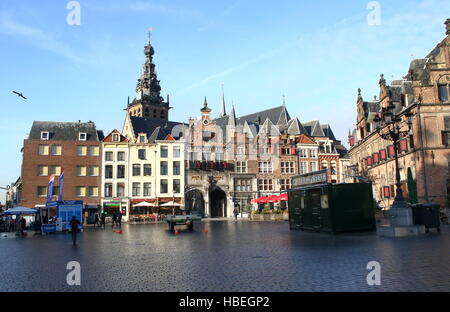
417;103;429;202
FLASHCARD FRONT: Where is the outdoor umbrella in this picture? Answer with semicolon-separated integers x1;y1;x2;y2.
160;201;184;216
4;207;38;215
133;201;157;207
267;195;280;203
257;197;270;204
159;201;184;207
278;193;288;201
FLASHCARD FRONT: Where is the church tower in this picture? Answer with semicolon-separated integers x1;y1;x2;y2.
127;30;170;120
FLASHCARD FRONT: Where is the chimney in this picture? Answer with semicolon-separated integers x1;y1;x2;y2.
446;18;450;35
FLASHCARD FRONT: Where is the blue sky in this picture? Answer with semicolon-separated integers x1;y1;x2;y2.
1;0;449;201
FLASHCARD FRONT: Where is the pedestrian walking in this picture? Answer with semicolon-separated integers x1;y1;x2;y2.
70;216;80;245
100;212;106;229
20;217;27;236
94;213;99;228
118;211;122;228
112;212;118;228
233;205;239;221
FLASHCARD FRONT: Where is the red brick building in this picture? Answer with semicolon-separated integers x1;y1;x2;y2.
348;19;450;212
20;121;104;208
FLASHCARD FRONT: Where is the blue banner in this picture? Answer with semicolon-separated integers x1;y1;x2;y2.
59;169;65;201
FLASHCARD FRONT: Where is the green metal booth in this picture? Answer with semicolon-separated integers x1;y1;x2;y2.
288;170;376;234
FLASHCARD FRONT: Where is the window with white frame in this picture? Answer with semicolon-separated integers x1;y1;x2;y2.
112;133;120;142
258;161;273;174
105;151;113;161
310;161;318;172
132;183;141;197
258;179;273;191
143;183;152;196
299;149;308;158
41;131;49;140
79;132;87;141
237;145;246;155
280;179;291;191
309;149;317;158
236;161;247;173
300;162;308;175
173;147;181;158
235;179;252;192
117;151;125;161
281;162;295;174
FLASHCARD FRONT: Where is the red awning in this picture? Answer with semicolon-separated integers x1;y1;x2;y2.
278;193;288;201
267;195;280;203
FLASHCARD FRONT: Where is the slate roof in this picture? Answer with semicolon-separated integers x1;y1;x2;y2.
321;124;336;141
129;116;186;142
28;121;103;141
236;105;291;126
303;120;325;137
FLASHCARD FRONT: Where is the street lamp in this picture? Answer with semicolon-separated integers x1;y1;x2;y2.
373;101;414;226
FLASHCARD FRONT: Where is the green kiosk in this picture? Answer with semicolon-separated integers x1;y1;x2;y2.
288;170;376;234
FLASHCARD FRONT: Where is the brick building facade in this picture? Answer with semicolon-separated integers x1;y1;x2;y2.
20;121;103;208
348;19;450;211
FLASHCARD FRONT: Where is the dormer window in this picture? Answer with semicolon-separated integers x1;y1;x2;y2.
139;134;147;143
41;131;49;140
79;132;87;141
112;134;120;142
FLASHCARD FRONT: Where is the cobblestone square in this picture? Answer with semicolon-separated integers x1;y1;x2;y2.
1;221;449;292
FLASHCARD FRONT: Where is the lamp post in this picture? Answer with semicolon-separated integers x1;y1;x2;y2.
373;101;414;227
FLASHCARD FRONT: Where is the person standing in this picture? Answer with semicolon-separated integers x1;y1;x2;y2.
112;212;118;228
100;212;106;229
20;217;27;236
118;211;122;228
94;213;99;228
70;216;80;245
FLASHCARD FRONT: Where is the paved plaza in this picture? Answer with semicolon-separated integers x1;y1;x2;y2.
1;220;449;292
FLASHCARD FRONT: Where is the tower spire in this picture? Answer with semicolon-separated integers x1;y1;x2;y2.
127;30;169;120
147;27;153;44
220;84;227;117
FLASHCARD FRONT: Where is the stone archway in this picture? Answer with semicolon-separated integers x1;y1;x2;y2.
185;189;205;217
209;187;227;218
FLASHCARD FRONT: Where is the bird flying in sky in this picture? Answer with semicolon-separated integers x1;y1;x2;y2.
12;91;27;99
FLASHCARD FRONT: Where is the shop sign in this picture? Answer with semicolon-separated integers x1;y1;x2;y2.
292;169;328;187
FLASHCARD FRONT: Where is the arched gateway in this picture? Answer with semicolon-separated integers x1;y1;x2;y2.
185;189;205;217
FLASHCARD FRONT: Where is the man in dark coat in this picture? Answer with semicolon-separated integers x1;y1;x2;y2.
118;211;122;228
112;212;118;228
70;216;80;245
100;212;106;229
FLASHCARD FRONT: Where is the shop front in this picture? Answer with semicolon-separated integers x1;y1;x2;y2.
102;198;128;221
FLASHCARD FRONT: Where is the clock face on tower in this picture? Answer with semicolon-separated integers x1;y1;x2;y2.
203;119;209;126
